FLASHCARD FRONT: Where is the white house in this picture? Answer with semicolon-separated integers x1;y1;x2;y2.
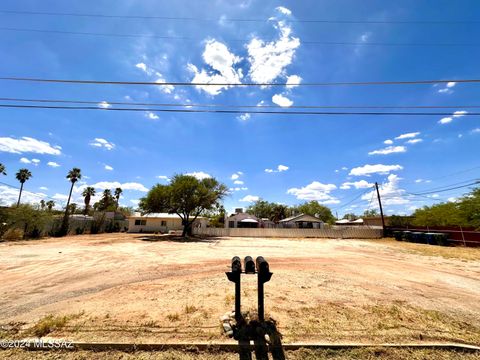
278;213;324;228
127;213;208;233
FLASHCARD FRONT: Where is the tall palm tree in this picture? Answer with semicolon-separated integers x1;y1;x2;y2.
82;186;96;215
114;187;123;210
46;200;55;211
102;189;112;210
61;168;82;234
40;199;46;210
0;163;6;176
15;168;32;207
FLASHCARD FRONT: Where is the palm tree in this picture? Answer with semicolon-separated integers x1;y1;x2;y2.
46;200;55;211
114;187;123;210
102;189;112;210
15;168;32;206
61;168;82;234
82;186;96;215
0;163;6;176
40;199;46;210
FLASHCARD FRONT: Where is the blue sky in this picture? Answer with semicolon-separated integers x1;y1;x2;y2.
0;0;479;216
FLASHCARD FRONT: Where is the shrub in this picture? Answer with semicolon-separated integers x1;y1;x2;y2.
2;228;24;241
75;227;85;235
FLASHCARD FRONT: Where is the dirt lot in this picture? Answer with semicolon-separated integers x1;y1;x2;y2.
1;234;480;346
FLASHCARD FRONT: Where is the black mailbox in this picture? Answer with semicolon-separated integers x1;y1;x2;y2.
244;256;256;274
232;256;242;273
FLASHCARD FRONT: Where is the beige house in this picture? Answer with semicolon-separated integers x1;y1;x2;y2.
278;213;324;228
127;213;208;233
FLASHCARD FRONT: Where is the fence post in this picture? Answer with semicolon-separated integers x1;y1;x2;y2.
460;226;466;247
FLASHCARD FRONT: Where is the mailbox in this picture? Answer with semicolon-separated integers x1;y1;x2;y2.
232;256;242;273
244;256;256;274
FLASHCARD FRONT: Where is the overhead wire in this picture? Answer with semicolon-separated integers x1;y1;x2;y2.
1;9;479;25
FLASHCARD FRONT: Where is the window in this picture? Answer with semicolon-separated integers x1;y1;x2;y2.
161;220;167;226
135;219;146;226
229;221;235;228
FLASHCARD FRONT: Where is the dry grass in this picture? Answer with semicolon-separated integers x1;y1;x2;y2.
2;348;480;360
29;313;83;337
373;238;480;261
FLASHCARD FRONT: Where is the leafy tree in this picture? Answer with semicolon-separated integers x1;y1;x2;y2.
114;187;123;210
271;204;288;222
15;168;32;207
296;201;335;223
140;174;228;237
206;204;226;228
60;167;82;235
95;189;115;211
46;200;55;211
0;163;6;176
68;203;78;214
247;200;275;219
40;199;46;210
363;209;379;217
6;204;53;239
82;186;96;215
343;213;358;221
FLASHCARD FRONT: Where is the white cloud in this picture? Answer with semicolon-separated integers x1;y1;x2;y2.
231;173;240;180
272;94;293;107
233;180;244;185
188;40;243;96
135;63;147;72
156;175;170;181
104;165;113;171
0;136;61;155
287;181;338;203
406;138;423;144
0;185;47;206
247;19;300;84
395;132;420;140
240;195;259;202
20;157;31;164
145;111;159;120
186;171;211;180
361;174;409;205
349;164;403;176
286;75;302;89
384;139;393;145
91;181;149;192
39;186;48;191
437;81;456;94
19;158;40;166
31;159;40;166
265;164;289;173
439;110;467;125
98;101;111;109
275;6;292;16
471;128;480;134
237;113;251;121
340;180;374;190
47;161;61;168
230;187;248;192
368;146;406;155
90;138;115;150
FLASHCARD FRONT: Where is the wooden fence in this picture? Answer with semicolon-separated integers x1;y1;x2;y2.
193;226;383;239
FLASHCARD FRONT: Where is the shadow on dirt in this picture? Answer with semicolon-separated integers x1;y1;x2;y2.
136;235;218;243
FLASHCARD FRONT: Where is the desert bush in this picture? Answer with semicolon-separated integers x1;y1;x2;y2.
4;205;53;240
2;228;24;241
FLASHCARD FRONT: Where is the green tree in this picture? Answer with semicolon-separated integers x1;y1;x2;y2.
61;167;82;235
343;213;358;221
296;201;335;223
82;187;96;215
114;187;123;210
15;168;32;207
140;174;228;237
40;199;46;210
46;200;55;211
7;204;53;239
363;209;379;217
0;163;6;176
95;189;115;211
271;203;288;222
246;200;275;219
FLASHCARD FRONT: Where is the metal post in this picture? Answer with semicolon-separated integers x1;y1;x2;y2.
375;182;386;236
460;226;466;247
226;256;242;321
256;257;272;322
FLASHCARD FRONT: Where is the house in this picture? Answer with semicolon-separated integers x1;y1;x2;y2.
278;213;324;228
226;212;261;228
335;218;365;226
127;213;208;233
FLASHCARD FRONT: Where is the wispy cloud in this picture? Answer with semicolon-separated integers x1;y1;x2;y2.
265;164;289;173
0;136;61;155
349;164;403;176
395;132;420;140
368;146;406;155
287;181;339;204
90;138;115;150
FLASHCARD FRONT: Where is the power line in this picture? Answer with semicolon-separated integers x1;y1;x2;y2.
0;180;60;203
1;9;479;24
333;187;373;211
2;97;480;110
2;103;480;116
411;181;479;196
1;76;479;87
2;27;480;48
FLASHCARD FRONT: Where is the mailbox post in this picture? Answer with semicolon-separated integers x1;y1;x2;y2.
256;256;272;322
226;256;242;322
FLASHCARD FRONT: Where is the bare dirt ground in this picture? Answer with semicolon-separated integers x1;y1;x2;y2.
1;234;480;346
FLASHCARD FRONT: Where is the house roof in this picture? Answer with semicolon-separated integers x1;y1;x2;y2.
227;213;259;222
279;213;323;223
129;212;205;219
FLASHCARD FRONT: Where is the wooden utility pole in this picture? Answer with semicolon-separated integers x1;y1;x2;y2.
375;182;385;235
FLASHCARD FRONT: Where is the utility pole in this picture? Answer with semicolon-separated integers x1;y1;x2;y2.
375;182;385;236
